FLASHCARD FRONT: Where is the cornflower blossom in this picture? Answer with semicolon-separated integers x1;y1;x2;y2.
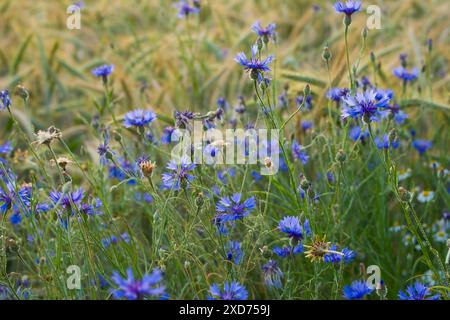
208;282;248;300
0;89;12;110
412;139;432;155
341;88;392;123
343;280;373;300
111;268;165;300
123;109;157;128
91;64;114;83
398;282;440;300
291;140;309;165
235;45;273;82
393;66;419;82
226;241;243;265
262;260;283;288
174;0;200;19
334;1;362;16
161;157;196;191
215;193;256;222
251;22;277;43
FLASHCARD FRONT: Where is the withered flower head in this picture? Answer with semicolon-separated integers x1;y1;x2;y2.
51;156;73;171
304;235;332;263
35;126;62;146
140;160;156;177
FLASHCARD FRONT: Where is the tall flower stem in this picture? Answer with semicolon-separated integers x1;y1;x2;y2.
367;122;449;291
344;24;354;90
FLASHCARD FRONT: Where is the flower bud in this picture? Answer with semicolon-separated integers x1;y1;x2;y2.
300;177;311;190
195;192;205;208
304;84;311;97
140;160;156;177
399;187;412;202
335;149;346;163
388;128;397;145
14;84;30;102
344;15;352;27
322;46;332;62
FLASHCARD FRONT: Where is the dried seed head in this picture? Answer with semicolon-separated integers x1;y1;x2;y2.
263;157;273;169
51;156;73;171
305;235;331;263
140;160;156;177
35;126;62;146
14;84;30;102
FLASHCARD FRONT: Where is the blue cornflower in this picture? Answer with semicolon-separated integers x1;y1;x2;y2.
291;140;309;165
174;0;200;19
110;268;165;300
79;198;103;216
343;280;373;300
273;244;304;257
215;193;256;222
301;120;313;132
412;139;432;155
0;89;12;110
342;88;392;122
97;130;113;165
208;282;248;300
349;126;369;142
296;94;312;110
49;188;84;211
161;126;175;144
226;241;243;265
235;45;273;81
108;158;138;184
217;97;229;110
123;109;157;128
278;216;304;240
278;90;289;109
327;171;335;184
0;141;13;163
0;182;32;215
374;135;400;150
161;157;196;191
0;141;12;155
217;168;236;185
262;260;283;288
326;87;349;103
9;210;22;225
91;64;114;82
251;170;262;183
175;110;195;129
398;282;440;300
387;104;408;124
334;1;362;16
393;66;418;82
251;21;277;43
324;245;356;264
